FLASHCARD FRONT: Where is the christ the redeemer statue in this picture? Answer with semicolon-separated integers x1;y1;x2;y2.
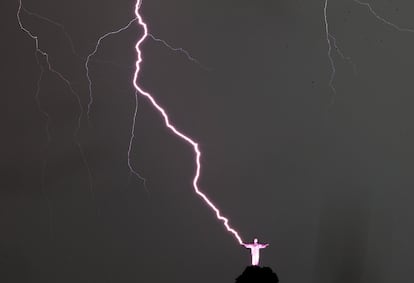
242;238;269;266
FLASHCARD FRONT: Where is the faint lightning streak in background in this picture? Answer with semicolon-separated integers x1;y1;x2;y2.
147;33;211;70
85;17;138;119
329;34;358;75
17;0;95;205
21;6;82;60
34;54;51;143
34;54;54;239
323;0;414;95
17;0;83;133
323;0;337;99
353;0;414;33
133;0;244;245
19;6;134;71
18;9;148;194
127;90;148;192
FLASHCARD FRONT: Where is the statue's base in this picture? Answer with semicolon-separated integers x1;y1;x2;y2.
236;266;279;283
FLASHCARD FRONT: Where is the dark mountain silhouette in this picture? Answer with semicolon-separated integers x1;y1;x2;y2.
236;266;279;283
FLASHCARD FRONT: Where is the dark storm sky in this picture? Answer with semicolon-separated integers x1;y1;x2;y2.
3;0;414;282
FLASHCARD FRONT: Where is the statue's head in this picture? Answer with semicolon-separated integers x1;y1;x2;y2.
254;238;258;244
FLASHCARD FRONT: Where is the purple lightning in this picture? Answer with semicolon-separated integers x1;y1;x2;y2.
18;0;244;245
132;0;244;245
21;1;206;194
84;17;205;192
85;19;206;119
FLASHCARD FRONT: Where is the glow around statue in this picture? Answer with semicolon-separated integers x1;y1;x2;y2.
242;238;269;266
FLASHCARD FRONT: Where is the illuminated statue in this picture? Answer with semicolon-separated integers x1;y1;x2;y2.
242;238;269;266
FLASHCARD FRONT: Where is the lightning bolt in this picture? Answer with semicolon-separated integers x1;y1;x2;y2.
19;0;207;199
20;0;413;249
17;8;148;191
323;0;414;100
85;17;149;191
353;0;414;33
34;54;54;239
17;0;83;133
84;18;205;192
85;19;207;120
329;34;357;75
18;0;243;242
17;0;95;206
127;90;148;192
133;0;244;245
21;6;137;75
147;33;211;71
323;0;337;99
85;17;138;120
20;5;82;61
